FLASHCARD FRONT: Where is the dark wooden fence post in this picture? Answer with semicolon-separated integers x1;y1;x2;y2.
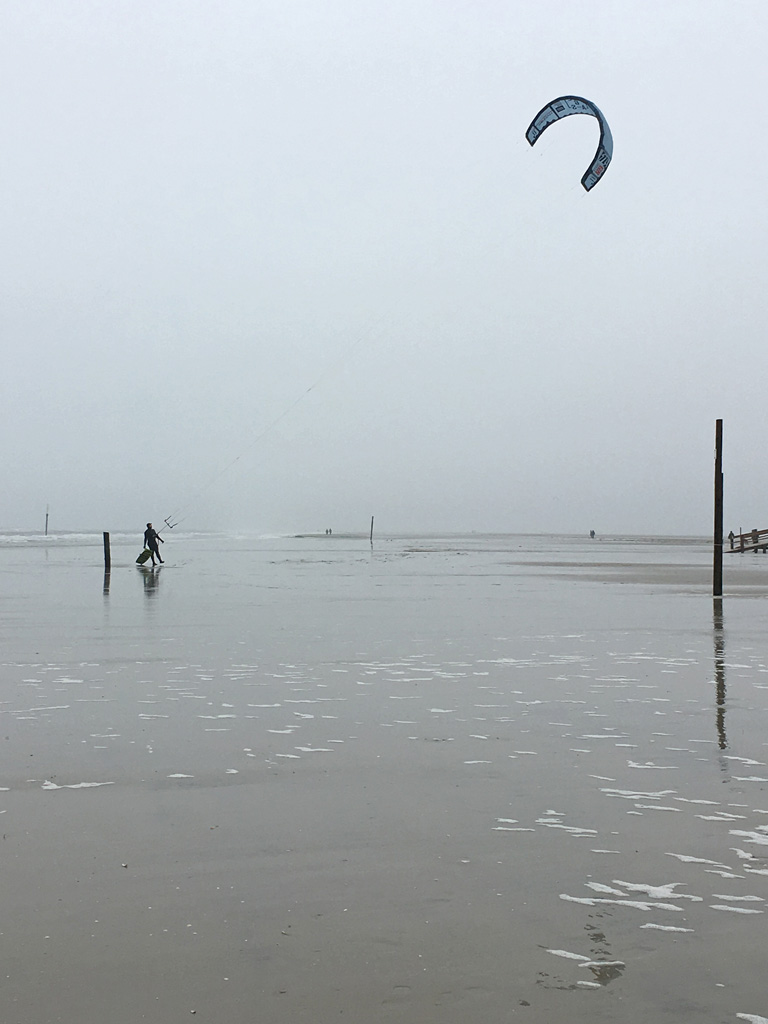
103;531;112;572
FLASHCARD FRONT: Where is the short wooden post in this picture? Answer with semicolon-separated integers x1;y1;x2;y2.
713;420;723;597
103;531;111;572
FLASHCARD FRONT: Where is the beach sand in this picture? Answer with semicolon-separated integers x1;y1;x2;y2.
2;533;768;1023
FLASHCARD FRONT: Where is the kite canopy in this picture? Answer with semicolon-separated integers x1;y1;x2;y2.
525;96;612;192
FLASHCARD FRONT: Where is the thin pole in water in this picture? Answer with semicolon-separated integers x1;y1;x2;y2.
44;505;49;536
103;531;111;572
370;516;374;544
713;419;723;597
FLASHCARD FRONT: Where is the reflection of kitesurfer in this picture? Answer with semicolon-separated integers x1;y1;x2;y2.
143;523;164;566
140;566;161;595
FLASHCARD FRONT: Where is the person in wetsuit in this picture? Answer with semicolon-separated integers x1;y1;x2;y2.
143;523;164;566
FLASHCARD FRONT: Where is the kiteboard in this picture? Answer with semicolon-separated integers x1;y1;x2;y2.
136;549;152;565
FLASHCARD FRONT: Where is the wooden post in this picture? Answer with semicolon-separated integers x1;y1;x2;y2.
103;531;111;572
370;516;374;544
713;419;723;597
44;505;49;536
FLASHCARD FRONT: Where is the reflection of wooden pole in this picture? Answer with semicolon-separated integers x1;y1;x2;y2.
713;419;723;597
713;597;726;749
370;516;374;544
103;531;111;572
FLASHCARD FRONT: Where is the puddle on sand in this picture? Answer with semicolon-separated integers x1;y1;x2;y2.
3;547;768;1023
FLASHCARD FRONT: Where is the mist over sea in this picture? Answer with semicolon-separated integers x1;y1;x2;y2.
2;532;768;1023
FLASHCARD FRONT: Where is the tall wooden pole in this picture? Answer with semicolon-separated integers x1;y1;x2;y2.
103;531;112;572
44;504;49;536
713;419;723;597
370;516;374;544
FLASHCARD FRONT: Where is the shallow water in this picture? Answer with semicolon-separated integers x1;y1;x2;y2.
1;533;768;1023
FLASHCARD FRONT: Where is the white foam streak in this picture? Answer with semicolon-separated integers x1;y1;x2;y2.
730;830;768;846
641;923;694;933
709;905;763;914
546;949;589;962
560;894;683;912
666;853;731;869
42;780;114;790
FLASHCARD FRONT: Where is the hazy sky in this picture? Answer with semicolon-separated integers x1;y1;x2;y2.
2;1;765;535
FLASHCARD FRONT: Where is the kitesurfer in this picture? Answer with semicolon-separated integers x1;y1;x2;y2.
143;523;164;566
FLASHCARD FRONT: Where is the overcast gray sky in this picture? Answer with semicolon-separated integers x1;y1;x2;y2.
1;1;765;535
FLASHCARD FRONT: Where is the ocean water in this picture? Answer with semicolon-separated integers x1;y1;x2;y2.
1;532;767;1023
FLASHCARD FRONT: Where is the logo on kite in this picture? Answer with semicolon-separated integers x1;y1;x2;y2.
525;96;612;192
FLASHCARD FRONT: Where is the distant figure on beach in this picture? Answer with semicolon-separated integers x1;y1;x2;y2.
728;530;735;550
143;523;164;566
589;529;596;539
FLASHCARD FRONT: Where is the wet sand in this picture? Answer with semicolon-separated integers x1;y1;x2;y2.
2;533;768;1023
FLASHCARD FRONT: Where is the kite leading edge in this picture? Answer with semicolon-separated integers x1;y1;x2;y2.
525;95;612;191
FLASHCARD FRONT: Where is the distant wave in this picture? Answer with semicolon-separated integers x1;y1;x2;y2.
0;531;129;547
0;530;221;548
0;529;710;550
